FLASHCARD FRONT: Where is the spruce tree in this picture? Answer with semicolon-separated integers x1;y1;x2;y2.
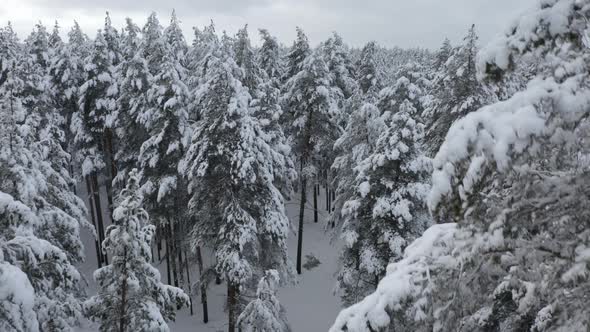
336;75;431;305
114;18;151;185
237;270;291;332
84;170;189;332
0;59;87;331
424;25;493;156
181;47;293;332
283;48;342;274
283;27;310;82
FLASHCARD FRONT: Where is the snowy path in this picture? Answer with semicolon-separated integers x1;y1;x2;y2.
76;186;342;331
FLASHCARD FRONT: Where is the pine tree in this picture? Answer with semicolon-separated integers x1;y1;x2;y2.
181;47;293;332
164;10;188;64
283;48;342;274
258;29;284;83
73;30;118;266
432;38;452;71
283;27;310;82
336;75;431;305
0;60;86;331
114;18;151;185
424;25;493;156
137;26;191;291
142;12;167;76
322;32;357;99
84;170;189;332
356;41;381;95
237;270;291;332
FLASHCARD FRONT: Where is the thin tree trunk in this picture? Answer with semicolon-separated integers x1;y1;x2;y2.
91;173;108;265
313;185;318;223
118;248;128;332
325;173;329;212
297;173;307;274
176;224;184;287
157;225;162;261
332;189;336;211
70;163;77;195
165;224;171;285
86;176;102;268
184;250;194;316
227;282;239;332
216;274;222;285
196;247;208;323
168;222;179;287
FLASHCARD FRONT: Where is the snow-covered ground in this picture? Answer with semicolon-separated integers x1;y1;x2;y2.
76;184;342;331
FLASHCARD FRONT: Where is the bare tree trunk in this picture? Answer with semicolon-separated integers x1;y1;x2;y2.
86;176;102;268
157;225;162;261
332;189;336;211
313;185;318;223
297;169;307;275
176;224;184;287
91;173;108;265
196;247;208;323
184;250;194;316
325;171;330;212
118;248;128;332
227;282;239;332
165;223;171;285
168;222;179;287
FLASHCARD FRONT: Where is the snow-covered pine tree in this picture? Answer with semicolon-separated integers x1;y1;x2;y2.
283;48;342;273
336;74;431;306
356;41;382;95
181;46;292;332
142;12;167;76
103;12;123;67
332;2;590;331
48;21;62;51
84;170;189;332
258;28;284;83
424;25;494;156
330;88;383;229
322;32;357;100
73;30;118;265
0;59;87;331
114;18;151;186
432;38;452;71
164;10;188;66
283;27;310;82
137;26;190;288
234;25;263;92
237;270;291;332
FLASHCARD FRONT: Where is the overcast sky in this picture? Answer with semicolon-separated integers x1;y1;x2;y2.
0;0;538;49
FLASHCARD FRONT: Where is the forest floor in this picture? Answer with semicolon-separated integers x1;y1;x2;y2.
75;183;342;332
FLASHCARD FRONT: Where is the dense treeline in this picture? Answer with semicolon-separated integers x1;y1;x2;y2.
3;1;586;331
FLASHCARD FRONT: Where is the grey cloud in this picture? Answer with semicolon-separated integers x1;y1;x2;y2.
4;0;539;49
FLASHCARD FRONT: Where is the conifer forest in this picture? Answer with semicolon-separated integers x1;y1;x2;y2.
0;0;589;331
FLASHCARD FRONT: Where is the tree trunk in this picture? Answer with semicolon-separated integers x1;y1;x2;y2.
118;248;128;332
313;185;318;223
157;225;162;261
165;224;172;285
184;250;194;316
196;247;208;323
332;189;336;211
85;176;102;268
91;173;108;265
227;282;239;332
176;224;184;287
168;222;179;287
297;172;307;275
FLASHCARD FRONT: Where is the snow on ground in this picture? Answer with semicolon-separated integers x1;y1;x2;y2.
75;182;342;331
